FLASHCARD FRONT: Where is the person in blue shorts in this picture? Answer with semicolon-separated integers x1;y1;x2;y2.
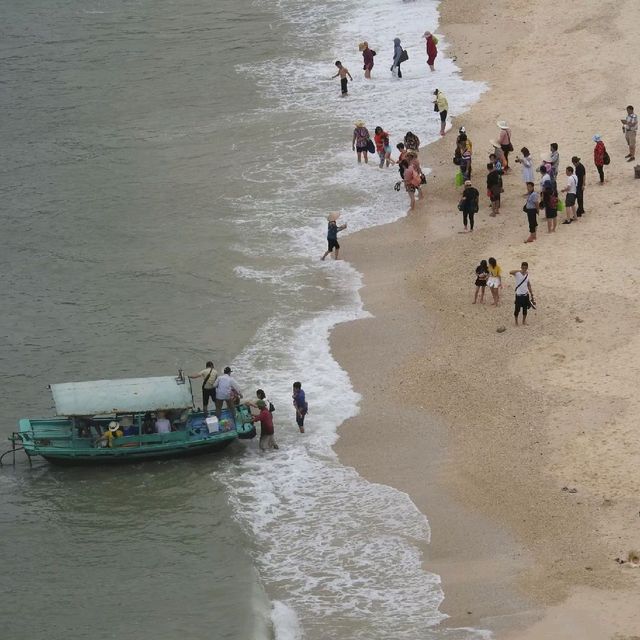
292;381;308;434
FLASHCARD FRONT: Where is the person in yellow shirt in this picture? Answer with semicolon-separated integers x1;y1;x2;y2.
433;89;449;136
97;421;123;448
487;257;502;306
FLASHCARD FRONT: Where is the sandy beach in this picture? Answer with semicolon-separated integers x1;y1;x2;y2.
332;0;640;637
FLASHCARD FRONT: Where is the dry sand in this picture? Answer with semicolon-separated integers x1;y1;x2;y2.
331;0;640;637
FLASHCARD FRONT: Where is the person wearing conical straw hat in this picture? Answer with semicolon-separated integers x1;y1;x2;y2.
496;120;513;171
321;212;347;261
352;120;371;164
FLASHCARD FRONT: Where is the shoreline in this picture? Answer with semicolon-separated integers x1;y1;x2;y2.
331;0;640;637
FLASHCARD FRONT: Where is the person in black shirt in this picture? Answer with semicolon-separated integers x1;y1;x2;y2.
486;162;502;216
458;180;479;232
572;156;586;216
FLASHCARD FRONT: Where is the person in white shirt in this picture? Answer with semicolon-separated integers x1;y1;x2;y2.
561;166;578;224
188;361;218;414
155;411;172;434
509;262;535;326
214;367;242;423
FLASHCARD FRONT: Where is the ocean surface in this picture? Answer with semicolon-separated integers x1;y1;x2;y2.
0;0;487;638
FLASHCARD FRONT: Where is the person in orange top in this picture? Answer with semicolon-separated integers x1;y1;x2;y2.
374;126;393;168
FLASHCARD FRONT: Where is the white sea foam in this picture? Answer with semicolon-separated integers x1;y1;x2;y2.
219;0;491;638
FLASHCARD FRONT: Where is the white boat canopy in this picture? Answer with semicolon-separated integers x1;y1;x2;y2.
50;376;194;416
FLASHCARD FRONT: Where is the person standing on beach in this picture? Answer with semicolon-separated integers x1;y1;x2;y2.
188;361;218;414
539;165;558;233
549;143;560;178
423;31;438;71
572;156;586;216
496;121;513;171
292;381;307;434
515;147;534;191
458;179;479;232
621;105;637;161
321;212;347;261
473;259;489;304
401;159;423;210
510;262;534;326
487;257;502;306
391;38;405;78
486;162;502;216
332;61;352;96
352;120;371;164
593;134;607;183
433;89;448;136
561;166;578;224
360;41;375;79
523;181;539;243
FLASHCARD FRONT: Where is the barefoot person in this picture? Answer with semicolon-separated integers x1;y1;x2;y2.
561;166;578;224
332;61;353;96
292;381;308;434
401;158;423;210
510;262;535;326
496;121;513;171
487;257;502;306
523;181;539;243
473;259;489;304
251;400;278;451
352;120;370;164
433;89;448;136
515;147;534;190
360;41;375;79
321;212;347;260
621;105;637;161
423;31;438;71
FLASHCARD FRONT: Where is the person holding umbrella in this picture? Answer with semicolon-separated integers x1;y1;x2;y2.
321;212;347;261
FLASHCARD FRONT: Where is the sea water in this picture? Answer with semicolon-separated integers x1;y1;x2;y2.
0;0;488;638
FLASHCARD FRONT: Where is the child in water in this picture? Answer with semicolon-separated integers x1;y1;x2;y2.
332;61;353;96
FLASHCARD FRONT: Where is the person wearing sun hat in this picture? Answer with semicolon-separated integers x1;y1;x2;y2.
321;212;347;261
423;31;438;71
593;134;608;184
352;120;371;164
496;120;513;171
97;421;123;447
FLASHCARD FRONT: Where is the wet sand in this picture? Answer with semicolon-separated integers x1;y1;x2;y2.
331;0;640;637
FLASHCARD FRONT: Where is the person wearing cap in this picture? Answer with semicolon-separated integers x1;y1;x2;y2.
321;212;347;261
621;105;637;161
213;367;242;422
251;400;278;451
572;156;586;216
458;180;479;232
188;360;218;414
593;135;607;184
352;120;371;164
423;31;438;71
433;89;448;136
496;121;513;171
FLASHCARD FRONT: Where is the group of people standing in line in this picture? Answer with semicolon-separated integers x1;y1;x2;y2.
189;363;308;452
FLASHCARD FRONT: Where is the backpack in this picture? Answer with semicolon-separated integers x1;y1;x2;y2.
603;150;610;165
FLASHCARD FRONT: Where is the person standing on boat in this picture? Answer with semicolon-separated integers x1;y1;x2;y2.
252;400;279;451
189;361;218;414
214;367;242;423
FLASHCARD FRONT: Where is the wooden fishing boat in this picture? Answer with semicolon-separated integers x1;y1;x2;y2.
12;372;255;465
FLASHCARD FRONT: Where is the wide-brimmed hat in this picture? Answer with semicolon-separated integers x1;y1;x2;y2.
108;421;120;432
327;211;341;222
496;120;509;129
464;180;472;186
593;134;602;142
354;119;365;127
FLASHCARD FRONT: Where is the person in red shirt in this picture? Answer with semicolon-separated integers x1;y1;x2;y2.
423;31;438;71
593;134;607;184
251;400;278;451
374;126;392;168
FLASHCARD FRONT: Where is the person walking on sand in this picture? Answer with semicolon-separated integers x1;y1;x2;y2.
458;179;479;232
391;37;405;78
572;156;586;216
473;259;489;304
539;165;558;233
487;257;502;306
423;31;438;71
292;381;308;434
251;400;278;451
496;121;513;172
433;89;448;136
515;147;534;191
593;134;607;183
522;181;539;243
360;41;375;79
332;61;352;96
486;162;502;216
352;120;371;164
561;166;578;224
188;360;218;414
621;105;637;161
321;212;347;261
510;262;535;326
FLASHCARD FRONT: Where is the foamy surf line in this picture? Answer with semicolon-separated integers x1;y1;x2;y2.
222;0;489;638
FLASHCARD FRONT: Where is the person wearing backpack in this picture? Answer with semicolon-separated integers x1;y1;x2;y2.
593;134;608;184
360;41;376;79
423;31;438;71
391;38;406;78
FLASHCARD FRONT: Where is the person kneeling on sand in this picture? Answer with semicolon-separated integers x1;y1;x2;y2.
510;262;535;326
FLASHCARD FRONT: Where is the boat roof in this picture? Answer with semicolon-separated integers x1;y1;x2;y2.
50;376;194;416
